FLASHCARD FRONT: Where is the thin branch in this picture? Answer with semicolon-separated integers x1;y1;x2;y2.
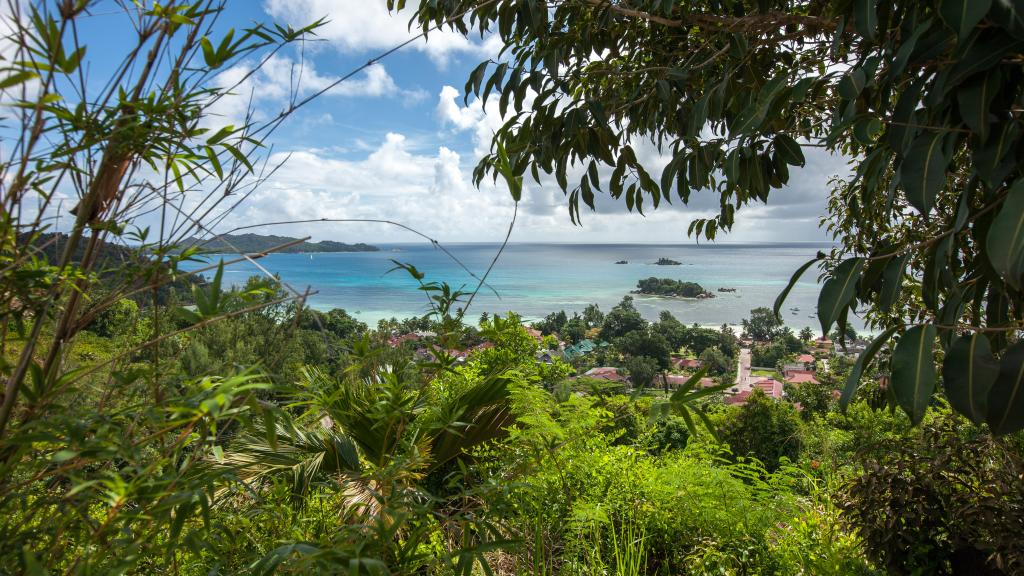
218;218;501;298
461;202;518;318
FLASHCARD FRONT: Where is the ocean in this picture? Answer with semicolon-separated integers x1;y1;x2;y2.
181;242;843;330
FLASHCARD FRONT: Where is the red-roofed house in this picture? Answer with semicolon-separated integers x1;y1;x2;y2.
725;390;752;405
785;372;819;385
526;327;544;342
672;357;702;370
784;366;816;378
584;367;627;382
664;374;690;388
388;332;420;347
754;378;784;398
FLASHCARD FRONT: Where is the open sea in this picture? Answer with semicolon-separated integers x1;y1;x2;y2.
182;242;844;330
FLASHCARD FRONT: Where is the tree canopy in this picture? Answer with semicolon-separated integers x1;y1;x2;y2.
404;0;1024;434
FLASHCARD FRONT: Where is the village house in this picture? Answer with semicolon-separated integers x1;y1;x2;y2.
725;389;752;405
785;371;820;385
813;337;833;353
583;366;627;383
754;377;784;399
671;356;702;370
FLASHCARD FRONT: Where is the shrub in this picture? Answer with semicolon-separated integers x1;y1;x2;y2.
648;416;690;455
88;297;139;338
720;389;802;472
842;415;1024;575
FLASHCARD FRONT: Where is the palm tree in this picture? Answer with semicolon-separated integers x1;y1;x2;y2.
221;361;514;514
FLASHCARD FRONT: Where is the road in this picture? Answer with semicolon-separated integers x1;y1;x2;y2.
735;348;753;391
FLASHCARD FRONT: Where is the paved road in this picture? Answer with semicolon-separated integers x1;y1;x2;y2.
736;348;752;391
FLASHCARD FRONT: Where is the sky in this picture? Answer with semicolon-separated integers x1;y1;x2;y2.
62;0;849;245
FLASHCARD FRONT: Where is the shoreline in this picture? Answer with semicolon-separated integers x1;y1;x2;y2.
631;292;715;300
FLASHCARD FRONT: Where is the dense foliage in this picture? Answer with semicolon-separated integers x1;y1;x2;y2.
634;277;710;298
3;0;1024;574
404;0;1024;433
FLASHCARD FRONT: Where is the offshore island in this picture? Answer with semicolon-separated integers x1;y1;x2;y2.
632;277;715;299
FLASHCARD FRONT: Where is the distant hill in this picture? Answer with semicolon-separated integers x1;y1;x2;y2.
183;233;380;254
18;232;200;304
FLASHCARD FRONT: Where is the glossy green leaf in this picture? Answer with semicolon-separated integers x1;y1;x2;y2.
890;324;937;425
841;326;899;410
890;20;932;78
817;258;864;337
878;253;909;311
838;68;867;100
948;35;1024;88
773;253;823;318
988;341;1024;435
986;180;1024;289
943;333;999;425
940;0;992;40
957;71;998;142
991;0;1024;37
974;120;1019;186
854;0;878;42
774;134;805;167
854;116;882;145
900;132;948;215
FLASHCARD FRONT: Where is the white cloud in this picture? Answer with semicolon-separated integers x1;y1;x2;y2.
202;54;420;131
197;78;844;246
263;0;496;68
436;84;532;158
261;54;401;97
431;85;845;242
211;133;518;242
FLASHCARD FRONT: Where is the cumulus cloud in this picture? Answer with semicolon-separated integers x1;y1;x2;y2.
263;0;497;68
209;133;519;242
198;69;845;245
431;83;846;242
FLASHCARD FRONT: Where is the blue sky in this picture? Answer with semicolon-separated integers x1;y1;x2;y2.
68;1;846;244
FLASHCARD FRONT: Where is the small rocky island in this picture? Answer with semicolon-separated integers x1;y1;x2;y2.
718;287;737;293
654;257;682;265
633;277;715;299
615;260;628;264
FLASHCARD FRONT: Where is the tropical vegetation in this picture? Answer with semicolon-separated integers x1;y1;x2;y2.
634;277;711;298
2;0;1024;574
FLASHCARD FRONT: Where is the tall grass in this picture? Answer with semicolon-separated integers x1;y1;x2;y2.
609;518;648;576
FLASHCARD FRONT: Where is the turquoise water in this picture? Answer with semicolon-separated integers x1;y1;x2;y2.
182;242;840;329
